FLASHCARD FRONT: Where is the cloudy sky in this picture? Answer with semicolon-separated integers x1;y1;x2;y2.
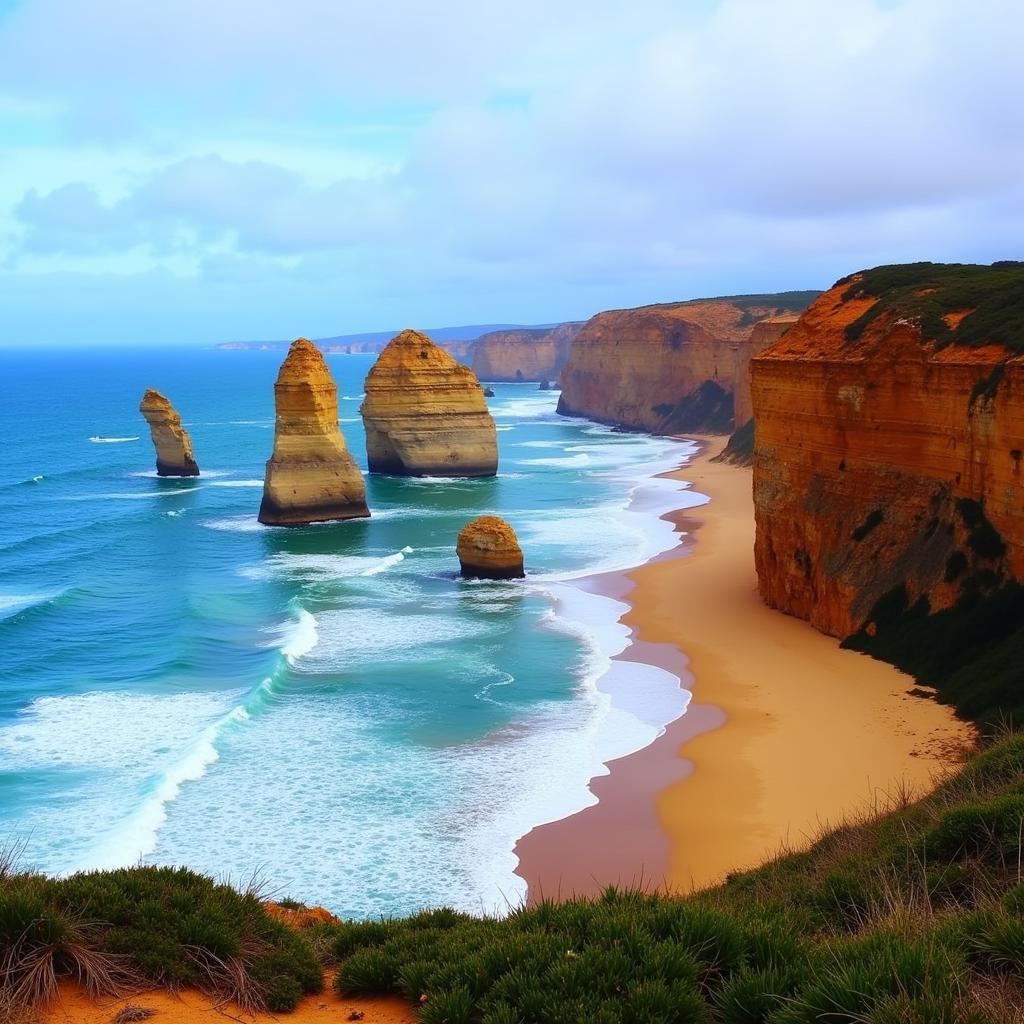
0;0;1021;346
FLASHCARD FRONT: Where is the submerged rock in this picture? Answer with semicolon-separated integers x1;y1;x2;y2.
361;329;498;477
258;338;369;526
457;516;524;580
138;389;200;477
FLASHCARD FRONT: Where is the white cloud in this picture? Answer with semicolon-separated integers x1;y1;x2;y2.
0;0;1022;344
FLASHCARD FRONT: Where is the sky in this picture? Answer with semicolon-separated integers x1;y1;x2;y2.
0;0;1021;347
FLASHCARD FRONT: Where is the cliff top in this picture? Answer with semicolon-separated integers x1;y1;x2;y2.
139;388;173;411
277;337;331;383
840;261;1024;350
370;328;462;373
588;290;821;343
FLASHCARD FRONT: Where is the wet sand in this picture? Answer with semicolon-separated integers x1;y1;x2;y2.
515;436;975;897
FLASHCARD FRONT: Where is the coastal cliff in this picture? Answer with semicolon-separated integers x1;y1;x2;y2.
258;338;369;526
557;292;818;433
138;389;200;476
471;323;582;382
361;329;498;476
752;262;1024;645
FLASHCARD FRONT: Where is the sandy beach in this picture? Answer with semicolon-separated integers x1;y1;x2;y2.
516;436;976;897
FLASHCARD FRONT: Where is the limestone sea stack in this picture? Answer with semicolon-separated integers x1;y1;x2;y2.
361;329;498;476
258;338;369;526
138;389;200;476
457;516;524;579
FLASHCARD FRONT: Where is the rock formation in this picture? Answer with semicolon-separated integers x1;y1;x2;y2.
258;338;369;526
471;323;582;382
457;516;525;579
752;262;1024;639
138;389;200;476
557;293;818;433
361;329;498;477
732;315;800;428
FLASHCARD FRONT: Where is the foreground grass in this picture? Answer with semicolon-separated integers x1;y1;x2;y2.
5;736;1024;1021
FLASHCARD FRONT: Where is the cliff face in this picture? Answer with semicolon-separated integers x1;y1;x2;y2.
471;323;582;382
139;389;200;477
361;329;498;477
258;338;369;526
732;315;800;428
557;293;818;433
752;263;1024;639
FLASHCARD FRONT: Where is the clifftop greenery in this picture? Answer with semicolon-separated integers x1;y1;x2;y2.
840;261;1024;350
6;734;1024;1021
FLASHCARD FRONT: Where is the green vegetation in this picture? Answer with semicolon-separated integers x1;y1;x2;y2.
8;736;1024;1020
605;290;822;320
716;417;755;466
845;582;1024;727
0;864;322;1017
840;261;1024;350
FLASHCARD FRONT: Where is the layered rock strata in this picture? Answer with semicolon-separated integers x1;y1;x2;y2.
752;263;1024;639
138;389;200;476
258;338;369;526
471;323;582;382
557;292;818;433
457;516;525;579
361;329;498;476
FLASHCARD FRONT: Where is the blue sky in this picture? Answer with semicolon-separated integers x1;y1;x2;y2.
0;0;1021;346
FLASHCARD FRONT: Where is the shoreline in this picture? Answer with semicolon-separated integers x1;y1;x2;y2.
515;435;976;898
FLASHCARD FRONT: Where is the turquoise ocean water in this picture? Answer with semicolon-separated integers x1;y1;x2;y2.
0;347;701;918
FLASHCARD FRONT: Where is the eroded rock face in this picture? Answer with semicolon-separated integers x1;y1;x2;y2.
139;389;200;477
258;338;369;526
557;293;818;434
457;516;524;579
361;329;498;477
471;323;582;382
752;270;1024;638
732;315;800;428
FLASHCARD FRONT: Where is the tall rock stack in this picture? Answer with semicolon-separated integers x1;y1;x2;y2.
139;389;200;477
361;329;498;476
258;338;370;526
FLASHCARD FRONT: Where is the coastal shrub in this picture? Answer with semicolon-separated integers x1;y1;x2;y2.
712;967;794;1023
0;866;322;1015
717;416;755;466
925;794;1024;864
840;261;1024;351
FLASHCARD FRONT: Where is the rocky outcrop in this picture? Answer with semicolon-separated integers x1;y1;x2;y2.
258;338;369;526
732;315;800;428
138;389;200;476
471;323;582;382
457;516;524;579
752;262;1024;639
557;293;818;433
361;329;498;477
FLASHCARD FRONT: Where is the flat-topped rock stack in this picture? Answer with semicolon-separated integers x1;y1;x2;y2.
457;516;524;579
361;329;498;477
258;338;369;526
138;389;200;477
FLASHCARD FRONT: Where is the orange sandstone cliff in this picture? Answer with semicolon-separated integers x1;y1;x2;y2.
361;329;498;476
471;323;582;382
456;515;525;579
752;262;1024;639
557;293;818;433
258;338;369;526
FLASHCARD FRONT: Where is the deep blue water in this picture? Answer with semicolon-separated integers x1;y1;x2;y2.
0;347;695;916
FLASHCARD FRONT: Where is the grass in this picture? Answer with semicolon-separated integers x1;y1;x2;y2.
839;261;1024;350
0;865;322;1016
7;736;1024;1020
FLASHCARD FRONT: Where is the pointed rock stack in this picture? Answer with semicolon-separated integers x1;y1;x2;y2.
139;389;200;477
457;516;524;579
361;329;498;477
258;338;370;526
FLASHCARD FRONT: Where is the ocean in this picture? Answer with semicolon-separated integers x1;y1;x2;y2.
0;347;702;918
